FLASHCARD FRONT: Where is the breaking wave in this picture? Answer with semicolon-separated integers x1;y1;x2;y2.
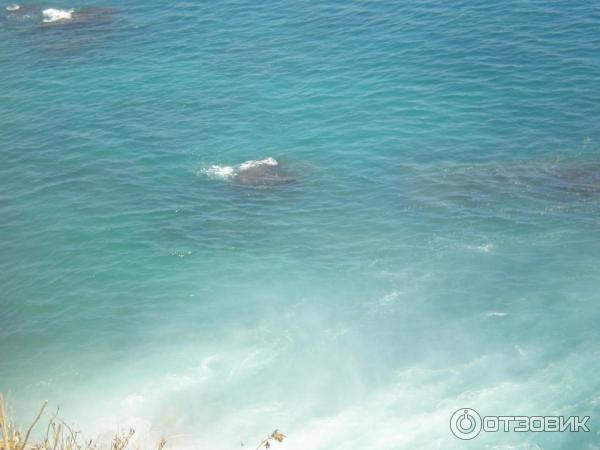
42;8;74;23
200;158;279;180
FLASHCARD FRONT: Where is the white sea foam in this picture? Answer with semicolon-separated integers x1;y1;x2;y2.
487;311;508;317
467;242;494;253
476;243;493;252
42;8;74;23
238;157;278;171
6;4;20;11
200;158;279;180
200;165;236;179
121;394;145;410
76;347;591;450
379;290;400;305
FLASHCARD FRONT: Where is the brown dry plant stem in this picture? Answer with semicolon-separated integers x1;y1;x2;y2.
20;400;48;450
1;396;10;450
1;396;283;450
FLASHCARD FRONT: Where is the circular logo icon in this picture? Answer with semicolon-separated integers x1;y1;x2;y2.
450;408;482;440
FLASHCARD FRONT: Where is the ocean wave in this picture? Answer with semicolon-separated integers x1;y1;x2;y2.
239;157;278;171
200;164;237;180
200;158;281;183
6;4;20;11
42;8;74;23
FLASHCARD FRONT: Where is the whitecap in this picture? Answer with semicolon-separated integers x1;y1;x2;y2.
238;157;278;171
487;311;507;317
42;8;74;23
6;4;20;11
199;157;279;181
200;165;236;180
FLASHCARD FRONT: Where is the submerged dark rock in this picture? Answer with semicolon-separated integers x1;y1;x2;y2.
202;157;299;189
40;7;117;27
550;161;600;194
4;5;117;27
235;159;295;187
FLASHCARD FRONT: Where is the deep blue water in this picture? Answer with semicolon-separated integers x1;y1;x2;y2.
1;1;600;449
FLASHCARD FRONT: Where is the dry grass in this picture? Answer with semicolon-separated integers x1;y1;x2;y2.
0;396;285;450
0;395;146;450
253;430;286;449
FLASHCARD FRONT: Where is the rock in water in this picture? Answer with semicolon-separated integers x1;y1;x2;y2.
235;158;293;187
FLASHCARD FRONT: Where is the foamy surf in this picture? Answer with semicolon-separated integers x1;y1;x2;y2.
200;164;236;180
42;8;74;23
200;158;279;180
239;157;278;171
6;4;20;11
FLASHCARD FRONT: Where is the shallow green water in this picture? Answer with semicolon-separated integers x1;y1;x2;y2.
1;1;600;449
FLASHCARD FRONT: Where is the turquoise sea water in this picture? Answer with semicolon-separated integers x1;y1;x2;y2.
2;1;600;449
